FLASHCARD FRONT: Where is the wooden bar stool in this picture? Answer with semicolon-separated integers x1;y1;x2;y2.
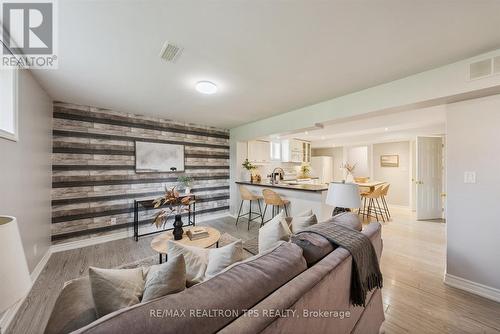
261;189;290;226
236;185;263;230
359;186;386;222
380;183;391;221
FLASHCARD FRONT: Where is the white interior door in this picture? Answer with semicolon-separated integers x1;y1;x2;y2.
416;136;443;220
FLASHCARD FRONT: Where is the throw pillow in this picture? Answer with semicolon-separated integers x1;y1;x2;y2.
167;240;209;286
205;240;244;279
258;211;292;253
291;233;334;266
142;254;186;302
326;212;362;231
88;267;144;317
290;214;318;233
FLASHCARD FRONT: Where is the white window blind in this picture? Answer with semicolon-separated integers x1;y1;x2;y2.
0;68;18;141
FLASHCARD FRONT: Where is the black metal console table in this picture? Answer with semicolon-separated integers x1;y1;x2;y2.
133;195;196;241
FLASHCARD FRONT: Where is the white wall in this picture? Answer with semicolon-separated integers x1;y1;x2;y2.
0;70;52;272
373;141;410;207
446;94;500;292
345;146;369;177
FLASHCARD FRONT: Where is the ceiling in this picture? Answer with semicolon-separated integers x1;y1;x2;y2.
31;0;500;128
275;106;446;147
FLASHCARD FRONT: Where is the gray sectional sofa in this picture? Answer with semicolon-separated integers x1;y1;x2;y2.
45;221;384;334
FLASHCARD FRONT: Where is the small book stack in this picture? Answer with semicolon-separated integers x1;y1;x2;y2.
186;227;209;241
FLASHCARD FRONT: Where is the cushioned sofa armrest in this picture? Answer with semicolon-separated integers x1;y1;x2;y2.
44;277;97;334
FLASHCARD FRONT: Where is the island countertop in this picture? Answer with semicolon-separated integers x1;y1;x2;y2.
235;180;328;192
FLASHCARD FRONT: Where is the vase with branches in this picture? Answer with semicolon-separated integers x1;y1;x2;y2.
299;163;311;179
341;162;356;183
177;175;193;194
242;158;258;182
152;186;192;240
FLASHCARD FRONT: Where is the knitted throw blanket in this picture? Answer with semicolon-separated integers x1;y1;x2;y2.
296;222;383;306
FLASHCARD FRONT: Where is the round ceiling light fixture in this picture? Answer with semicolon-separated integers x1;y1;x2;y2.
195;81;218;94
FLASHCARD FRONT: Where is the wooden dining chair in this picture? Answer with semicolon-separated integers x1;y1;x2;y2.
236;185;263;230
380;183;391;221
261;189;290;226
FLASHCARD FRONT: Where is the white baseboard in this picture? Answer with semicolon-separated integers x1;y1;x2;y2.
444;273;500;303
0;248;52;333
51;211;231;253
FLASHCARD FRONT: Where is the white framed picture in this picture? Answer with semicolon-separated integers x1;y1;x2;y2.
0;68;18;141
135;141;185;173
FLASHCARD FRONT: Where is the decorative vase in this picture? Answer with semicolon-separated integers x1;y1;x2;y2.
345;172;354;183
184;187;191;194
173;214;184;240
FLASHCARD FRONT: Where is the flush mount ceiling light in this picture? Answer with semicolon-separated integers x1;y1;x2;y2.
195;81;218;94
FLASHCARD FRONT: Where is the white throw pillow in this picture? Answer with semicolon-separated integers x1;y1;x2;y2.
167;240;209;286
290;214;318;233
88;267;144;317
206;240;243;279
296;209;313;217
258;211;292;253
142;254;186;302
167;239;244;286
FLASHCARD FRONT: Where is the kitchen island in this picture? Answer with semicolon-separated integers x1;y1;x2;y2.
235;181;333;221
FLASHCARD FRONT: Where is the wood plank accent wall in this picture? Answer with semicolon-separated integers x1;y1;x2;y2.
51;102;230;244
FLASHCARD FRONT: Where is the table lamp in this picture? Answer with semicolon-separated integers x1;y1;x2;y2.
325;182;361;216
0;216;32;313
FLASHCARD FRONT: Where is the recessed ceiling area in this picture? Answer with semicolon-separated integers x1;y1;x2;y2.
269;106;446;147
31;0;500;128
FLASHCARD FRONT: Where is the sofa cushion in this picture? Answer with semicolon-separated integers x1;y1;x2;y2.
291;233;334;266
72;242;307;334
290;214;318;233
88;267;144;317
44;277;97;334
258;211;292;253
142;254;186;302
205;239;244;279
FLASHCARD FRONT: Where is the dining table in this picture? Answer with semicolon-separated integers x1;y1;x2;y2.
354;180;385;192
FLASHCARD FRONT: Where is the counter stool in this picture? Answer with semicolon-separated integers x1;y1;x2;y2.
380;183;391;221
236;185;263;230
261;189;290;226
359;186;386;222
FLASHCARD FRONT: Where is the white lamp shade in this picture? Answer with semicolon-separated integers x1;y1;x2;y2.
0;216;32;312
325;182;361;209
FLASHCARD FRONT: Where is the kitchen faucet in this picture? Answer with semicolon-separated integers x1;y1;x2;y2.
269;167;285;185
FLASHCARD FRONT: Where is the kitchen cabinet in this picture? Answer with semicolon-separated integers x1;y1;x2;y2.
248;140;270;163
281;139;311;163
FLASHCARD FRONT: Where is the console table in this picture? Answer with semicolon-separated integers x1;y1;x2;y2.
133;195;196;241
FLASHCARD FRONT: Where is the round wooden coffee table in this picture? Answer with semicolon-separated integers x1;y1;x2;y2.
151;226;221;263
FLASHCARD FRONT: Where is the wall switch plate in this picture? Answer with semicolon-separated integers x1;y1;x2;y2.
110;218;117;225
464;171;476;184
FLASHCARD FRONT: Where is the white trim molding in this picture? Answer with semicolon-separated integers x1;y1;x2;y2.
0;249;52;333
444;273;500;303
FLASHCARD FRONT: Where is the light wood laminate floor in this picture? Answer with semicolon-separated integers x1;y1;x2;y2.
6;211;500;334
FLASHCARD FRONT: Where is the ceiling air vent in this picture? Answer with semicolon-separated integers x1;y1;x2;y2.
493;56;500;74
469;58;492;80
159;41;183;62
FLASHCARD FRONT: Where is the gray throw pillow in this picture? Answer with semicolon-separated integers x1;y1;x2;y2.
88;267;144;318
327;212;362;231
142;254;186;302
291;233;334;266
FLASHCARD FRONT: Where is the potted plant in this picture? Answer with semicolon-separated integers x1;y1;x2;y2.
177;175;193;194
341;162;356;183
299;163;311;179
241;158;258;182
152;186;192;240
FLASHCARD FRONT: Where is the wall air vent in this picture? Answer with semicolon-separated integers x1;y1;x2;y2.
159;41;183;62
493;56;500;74
469;58;492;80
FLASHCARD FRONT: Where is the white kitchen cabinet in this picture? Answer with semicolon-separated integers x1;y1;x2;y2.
248;140;270;163
281;139;311;163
